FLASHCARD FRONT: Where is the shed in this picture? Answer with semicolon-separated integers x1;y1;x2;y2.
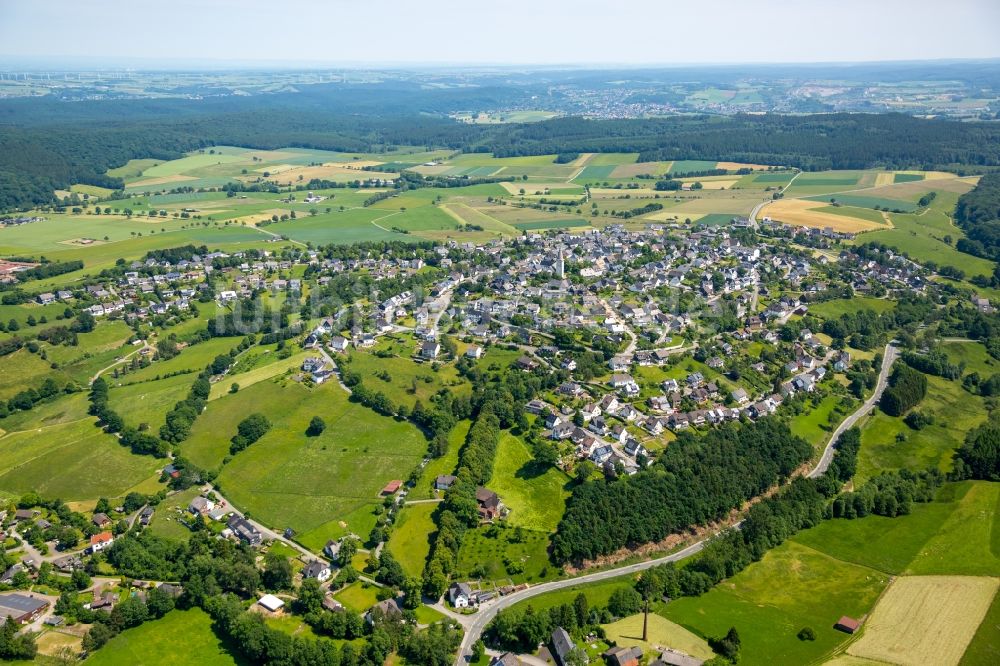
835;616;861;634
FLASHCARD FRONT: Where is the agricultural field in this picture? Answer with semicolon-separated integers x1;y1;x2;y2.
763;199;886;232
846;576;998;666
662;540;889;666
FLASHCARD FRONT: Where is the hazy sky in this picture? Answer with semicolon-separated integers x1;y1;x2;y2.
2;0;999;66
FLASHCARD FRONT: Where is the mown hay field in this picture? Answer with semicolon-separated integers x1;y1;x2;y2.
765;199;886;232
846;575;998;666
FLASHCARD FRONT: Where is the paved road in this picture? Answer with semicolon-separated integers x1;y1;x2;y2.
453;342;899;664
454;538;712;663
809;343;897;478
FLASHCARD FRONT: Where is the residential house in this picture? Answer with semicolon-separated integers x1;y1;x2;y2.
89;532;114;554
448;582;473;608
421;340;441;360
476;487;502;521
550;627;581;666
303;561;332;582
434;475;457;491
226;515;263;546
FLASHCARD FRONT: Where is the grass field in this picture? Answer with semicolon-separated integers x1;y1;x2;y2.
808;297;895;319
457;524;554;585
208;381;427;550
489;432;570;532
791;481;1000;577
343;338;469;411
788;394;853;450
85;607;245;665
856;375;984;483
940;340;997;378
146;487;201;542
603;613;714;661
512;219;589;231
809;194;919;212
863;187;993;278
333;581;382;613
663;540;888;666
410;420;470;500
386;501;437;577
847;576;998;666
0;396;160;500
904;482;1000;576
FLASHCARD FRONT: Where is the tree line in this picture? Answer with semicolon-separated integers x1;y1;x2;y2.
551;418;813;564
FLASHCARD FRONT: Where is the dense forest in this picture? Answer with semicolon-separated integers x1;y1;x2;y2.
955;173;1000;260
551;418;811;563
3;84;1000;210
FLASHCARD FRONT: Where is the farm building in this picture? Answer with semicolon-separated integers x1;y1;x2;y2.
258;594;285;612
381;480;403;495
604;645;643;666
652;648;704;666
835;616;861;634
0;593;49;623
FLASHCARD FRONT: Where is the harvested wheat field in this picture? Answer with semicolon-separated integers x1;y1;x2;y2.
716;161;774;171
765;199;885;232
861;177;976;200
499;182;581;196
846;575;998;666
264;163;392;185
679;178;739;190
589;187;663;198
873;172;896;187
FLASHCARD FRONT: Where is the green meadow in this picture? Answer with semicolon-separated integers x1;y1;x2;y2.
386;502;438;577
210;380;426;548
84;608;246;666
857;375;984;483
490;432;570;533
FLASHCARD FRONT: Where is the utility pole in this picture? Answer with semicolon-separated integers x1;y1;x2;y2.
642;598;649;642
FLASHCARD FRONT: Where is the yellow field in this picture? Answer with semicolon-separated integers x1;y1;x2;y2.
590;187;663;198
764;199;885;232
678;178;739;190
603;614;714;660
716;161;774;171
253;163;296;175
261;163;392;185
873;172;895;187
644;210;698;222
129;174;197;188
499;182;580;196
846;575;998;666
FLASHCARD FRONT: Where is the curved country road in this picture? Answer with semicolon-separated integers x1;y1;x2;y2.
453;343;897;664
